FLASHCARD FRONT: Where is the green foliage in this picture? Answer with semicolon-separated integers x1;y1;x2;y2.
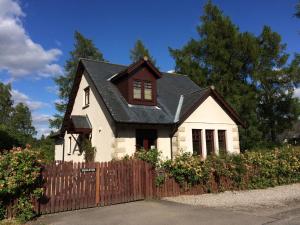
135;148;161;167
170;1;300;149
81;138;96;162
0;202;5;220
31;135;55;163
130;39;156;65
159;147;300;190
0;82;36;149
50;31;105;129
0;83;13;125
295;1;300;18
0;147;43;222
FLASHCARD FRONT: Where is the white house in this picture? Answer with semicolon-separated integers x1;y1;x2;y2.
54;57;244;162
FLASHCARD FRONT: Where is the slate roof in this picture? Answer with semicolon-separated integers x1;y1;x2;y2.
60;58;245;135
81;58;204;124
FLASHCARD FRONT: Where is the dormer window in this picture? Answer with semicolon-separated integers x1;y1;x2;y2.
111;58;162;106
84;87;90;107
132;80;153;103
144;82;152;100
133;80;142;99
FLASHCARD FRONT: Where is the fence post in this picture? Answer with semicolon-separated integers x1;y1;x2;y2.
95;162;100;206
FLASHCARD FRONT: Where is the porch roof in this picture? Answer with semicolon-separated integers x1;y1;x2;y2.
67;115;92;134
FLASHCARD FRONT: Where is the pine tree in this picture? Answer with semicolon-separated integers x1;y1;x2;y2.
254;26;300;143
0;82;37;148
169;1;262;149
50;31;105;129
130;40;156;64
0;83;13;125
295;1;300;18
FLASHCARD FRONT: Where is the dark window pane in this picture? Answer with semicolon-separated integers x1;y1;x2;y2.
192;129;202;156
84;87;90;106
218;130;226;154
206;130;214;155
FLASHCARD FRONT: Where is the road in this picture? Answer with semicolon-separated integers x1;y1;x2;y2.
29;200;300;225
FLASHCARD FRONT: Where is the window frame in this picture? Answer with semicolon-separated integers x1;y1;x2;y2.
68;136;72;155
131;79;154;103
84;87;90;107
144;81;153;101
218;130;227;153
192;129;202;156
205;130;215;155
133;80;142;100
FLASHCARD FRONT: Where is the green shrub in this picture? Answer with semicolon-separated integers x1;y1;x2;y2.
155;147;300;191
0;146;43;222
135;148;161;167
0;202;5;220
81;139;96;162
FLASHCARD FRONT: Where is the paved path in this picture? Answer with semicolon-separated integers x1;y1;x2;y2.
29;200;300;225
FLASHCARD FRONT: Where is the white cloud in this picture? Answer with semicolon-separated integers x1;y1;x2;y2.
46;85;59;95
32;114;53;124
11;89;50;110
294;88;300;99
0;0;62;79
32;113;54;137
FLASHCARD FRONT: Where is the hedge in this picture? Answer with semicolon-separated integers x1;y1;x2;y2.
137;146;300;191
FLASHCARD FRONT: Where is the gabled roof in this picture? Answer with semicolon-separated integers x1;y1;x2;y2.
110;57;162;82
60;58;245;135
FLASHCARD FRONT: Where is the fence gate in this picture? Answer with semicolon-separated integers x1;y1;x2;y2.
38;160;154;214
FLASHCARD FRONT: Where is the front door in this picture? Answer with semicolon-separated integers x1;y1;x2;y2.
136;129;157;150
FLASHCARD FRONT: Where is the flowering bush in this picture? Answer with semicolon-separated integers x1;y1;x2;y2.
0;146;43;222
159;146;300;191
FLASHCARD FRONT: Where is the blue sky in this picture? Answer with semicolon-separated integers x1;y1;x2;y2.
0;0;299;136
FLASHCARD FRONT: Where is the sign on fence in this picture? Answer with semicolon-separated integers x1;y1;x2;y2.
80;168;96;173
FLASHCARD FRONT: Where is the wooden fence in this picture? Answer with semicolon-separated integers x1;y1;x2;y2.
37;160;155;214
7;159;219;216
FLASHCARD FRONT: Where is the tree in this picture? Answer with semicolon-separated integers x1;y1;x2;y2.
50;31;105;129
295;1;300;18
254;26;300;143
0;83;13;125
0;82;37;149
169;1;262;149
170;2;300;148
11;103;36;137
130;40;156;65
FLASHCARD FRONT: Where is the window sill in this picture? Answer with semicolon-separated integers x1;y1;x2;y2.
82;104;89;109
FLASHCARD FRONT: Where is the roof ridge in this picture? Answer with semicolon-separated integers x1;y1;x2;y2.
79;58;128;67
183;87;210;96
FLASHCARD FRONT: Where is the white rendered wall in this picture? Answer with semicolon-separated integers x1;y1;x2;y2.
177;96;240;158
57;72;116;162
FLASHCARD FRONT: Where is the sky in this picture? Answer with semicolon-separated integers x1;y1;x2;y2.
0;0;299;137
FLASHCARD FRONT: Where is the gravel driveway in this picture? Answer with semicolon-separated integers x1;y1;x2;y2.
164;183;300;209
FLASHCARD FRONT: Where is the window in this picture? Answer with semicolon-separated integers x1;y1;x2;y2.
206;130;215;155
133;81;142;99
218;130;226;154
84;87;90;106
144;82;152;100
68;136;72;155
192;129;202;156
